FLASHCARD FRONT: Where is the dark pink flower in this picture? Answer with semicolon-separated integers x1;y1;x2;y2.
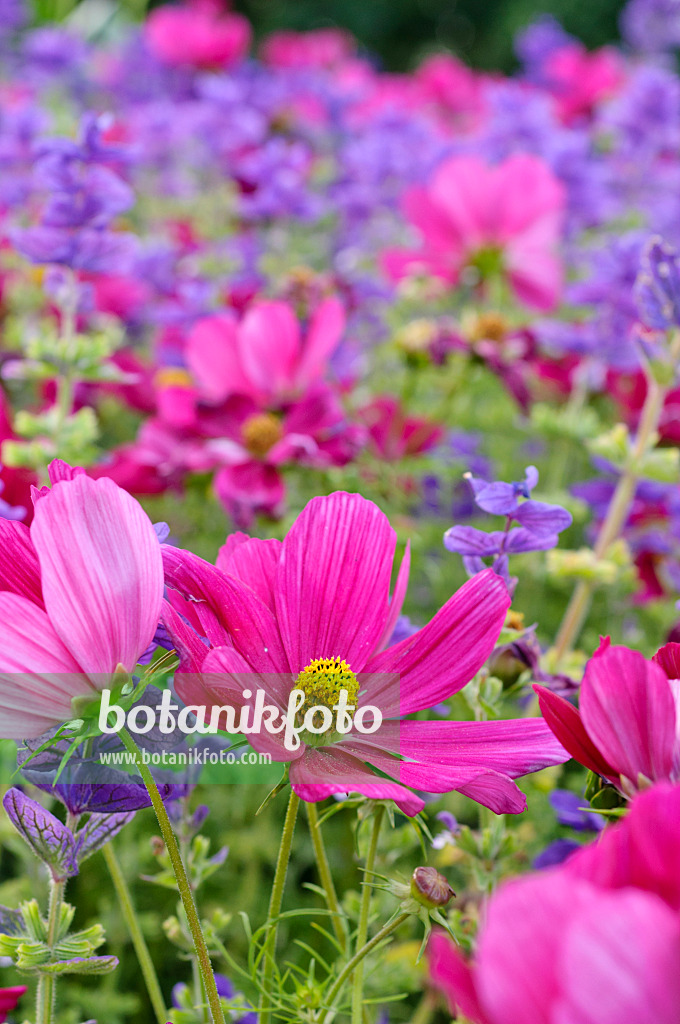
543;43;625;124
162;492;567;815
260;28;355;70
145;0;251;70
536;638;680;794
382;154;565;311
0;986;26;1023
186;297;346;407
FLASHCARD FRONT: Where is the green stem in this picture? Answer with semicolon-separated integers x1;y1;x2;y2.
553;333;680;665
259;789;300;1024
410;992;437;1024
36;877;65;1024
118;728;225;1024
306;802;347;953
317;912;409;1024
351;806;385;1024
102;840;167;1024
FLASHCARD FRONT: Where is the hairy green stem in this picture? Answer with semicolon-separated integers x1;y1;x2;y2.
118;728;225;1024
259;789;300;1024
306;802;347;953
351;806;385;1024
553;332;680;664
317;912;410;1024
102;840;167;1024
36;877;66;1024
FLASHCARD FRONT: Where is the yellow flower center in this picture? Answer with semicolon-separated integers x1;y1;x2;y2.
295;656;359;742
241;412;284;457
468;311;509;343
155;367;194;388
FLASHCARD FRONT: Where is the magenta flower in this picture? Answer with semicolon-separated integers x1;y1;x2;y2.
429;783;680;1024
0;461;164;738
186;297;346;408
162;491;567;815
536;638;680;794
382;154;565;311
144;0;251;70
0;986;27;1023
260;28;356;70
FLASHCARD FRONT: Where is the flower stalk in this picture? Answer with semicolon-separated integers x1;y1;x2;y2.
118;727;225;1024
259;788;300;1024
307;802;347;953
351;804;385;1024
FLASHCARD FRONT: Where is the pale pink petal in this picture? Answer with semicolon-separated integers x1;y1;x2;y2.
31;476;164;679
429;156;494;249
186;315;255;402
290;746;424;815
580;644;675;783
428;932;490;1024
365;569;510;716
274;492;395;673
555;889;680;1024
238;301;301;399
294;296;345;391
493;155;565;240
0;592;90;738
0;520;44;607
373;542;410;654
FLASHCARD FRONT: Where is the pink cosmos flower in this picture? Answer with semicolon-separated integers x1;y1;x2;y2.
0;461;164;738
413;54;487;133
206;387;363;526
536;638;680;795
359;396;443;460
186;297;346;408
429;783;680;1024
382;154;565;311
260;28;356;70
161;491;567;815
145;0;251;70
543;43;625;124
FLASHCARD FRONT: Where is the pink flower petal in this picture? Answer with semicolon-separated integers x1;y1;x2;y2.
186;315;254;403
160;599;211;675
31;476;164;679
0;592;89;738
217;537;282;611
580;644;676;783
653;641;680;679
294;296;345;392
162;546;290;680
238;301;301;400
275;492;395;673
428;932;490;1024
429;156;492;249
290;746;424;816
534;685;617;778
556;889;680;1024
366;569;510;716
0;520;43;608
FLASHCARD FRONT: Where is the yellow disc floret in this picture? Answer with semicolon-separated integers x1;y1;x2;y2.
295;656;359;739
241;412;284;457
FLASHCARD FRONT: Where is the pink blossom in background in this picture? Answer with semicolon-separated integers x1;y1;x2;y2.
0;461;163;738
382;154;565;311
145;0;251;70
0;986;27;1023
536;638;680;794
359;396;443;460
413;53;488;133
186;297;346;408
260;28;356;70
543;43;625;124
162;491;567;814
429;783;680;1024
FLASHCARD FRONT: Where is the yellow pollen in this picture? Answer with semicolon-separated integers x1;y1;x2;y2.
241;412;284;457
296;656;359;732
468;311;509;343
154;367;194;388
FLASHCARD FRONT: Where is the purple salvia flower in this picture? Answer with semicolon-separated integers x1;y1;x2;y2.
3;788;79;880
635;236;680;331
549;790;605;832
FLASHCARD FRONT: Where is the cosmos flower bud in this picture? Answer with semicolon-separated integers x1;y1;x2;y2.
410;867;455;910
